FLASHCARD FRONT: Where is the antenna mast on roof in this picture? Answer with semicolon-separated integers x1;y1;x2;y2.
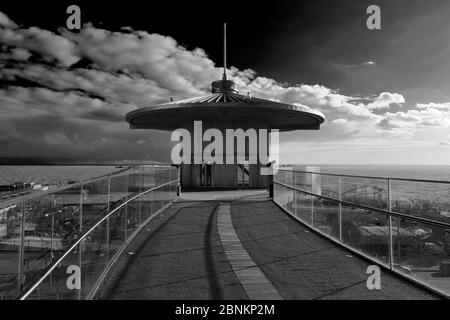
223;22;227;81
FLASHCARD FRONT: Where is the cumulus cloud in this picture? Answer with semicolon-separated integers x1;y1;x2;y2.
0;26;80;66
383;106;450;129
367;92;405;109
417;102;450;110
0;11;447;162
0;12;17;29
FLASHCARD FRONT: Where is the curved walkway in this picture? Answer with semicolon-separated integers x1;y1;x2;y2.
96;190;439;300
217;203;282;300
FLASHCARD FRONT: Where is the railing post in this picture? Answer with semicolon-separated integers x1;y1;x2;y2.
106;177;111;262
49;195;55;289
293;173;297;217
78;183;83;300
50;195;55;264
138;167;143;225
339;176;342;243
18;201;25;292
387;178;394;270
311;173;314;226
124;176;129;240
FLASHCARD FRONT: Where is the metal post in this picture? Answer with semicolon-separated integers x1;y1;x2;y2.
50;196;55;263
387;178;394;269
106;177;111;262
124;177;129;240
311;173;314;226
138;167;142;225
18;201;25;292
124;198;128;241
78;184;83;300
339;176;343;243
294;173;297;217
49;198;55;289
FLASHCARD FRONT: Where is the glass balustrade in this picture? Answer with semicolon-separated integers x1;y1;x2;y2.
274;168;450;298
0;165;178;300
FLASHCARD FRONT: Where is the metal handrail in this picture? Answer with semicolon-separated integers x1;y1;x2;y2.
274;180;450;229
278;168;450;184
0;165;174;208
17;179;177;300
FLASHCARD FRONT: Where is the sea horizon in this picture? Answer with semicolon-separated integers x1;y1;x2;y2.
0;164;448;186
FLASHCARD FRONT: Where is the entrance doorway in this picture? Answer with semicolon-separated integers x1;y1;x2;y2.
200;163;212;187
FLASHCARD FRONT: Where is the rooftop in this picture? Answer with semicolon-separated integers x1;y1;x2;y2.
125;82;325;131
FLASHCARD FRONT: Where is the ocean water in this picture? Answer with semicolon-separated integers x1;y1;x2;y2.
299;165;450;182
291;164;450;218
0;164;448;186
0;165;122;186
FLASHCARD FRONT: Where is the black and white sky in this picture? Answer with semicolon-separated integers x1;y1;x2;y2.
0;0;449;164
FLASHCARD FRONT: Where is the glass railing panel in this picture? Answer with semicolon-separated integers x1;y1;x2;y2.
312;196;340;241
149;191;156;217
140;193;152;222
107;206;126;260
80;223;109;299
154;187;164;213
52;185;83;250
0;201;23;299
161;182;169;209
127;168;140;195
341;176;388;210
391;216;450;295
296;192;313;226
126;198;140;237
274;170;450;297
25;245;80;300
282;170;294;186
390;180;450;224
81;178;109;231
273;170;282;185
141;168;152;190
1;165;178;300
22;193;60;290
109;174;129;203
291;171;312;192
171;180;177;201
341;204;390;266
277;185;287;210
282;186;294;214
274;182;279;203
319;174;340;200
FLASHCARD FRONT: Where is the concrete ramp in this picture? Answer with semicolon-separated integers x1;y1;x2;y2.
96;191;439;300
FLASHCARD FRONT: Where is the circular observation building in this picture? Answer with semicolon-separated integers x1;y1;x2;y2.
125;77;325;189
126;24;324;189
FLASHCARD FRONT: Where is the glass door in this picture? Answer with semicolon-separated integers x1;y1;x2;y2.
237;161;250;187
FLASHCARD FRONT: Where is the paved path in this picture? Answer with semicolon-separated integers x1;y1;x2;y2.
217;204;282;300
231;198;438;300
96;200;247;299
97;190;440;300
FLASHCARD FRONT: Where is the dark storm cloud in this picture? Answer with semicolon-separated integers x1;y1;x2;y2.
0;6;448;163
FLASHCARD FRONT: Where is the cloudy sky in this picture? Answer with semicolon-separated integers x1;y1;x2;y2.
0;0;449;164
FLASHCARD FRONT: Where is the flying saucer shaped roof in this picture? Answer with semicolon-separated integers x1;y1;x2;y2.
126;24;324;132
125;82;325;132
